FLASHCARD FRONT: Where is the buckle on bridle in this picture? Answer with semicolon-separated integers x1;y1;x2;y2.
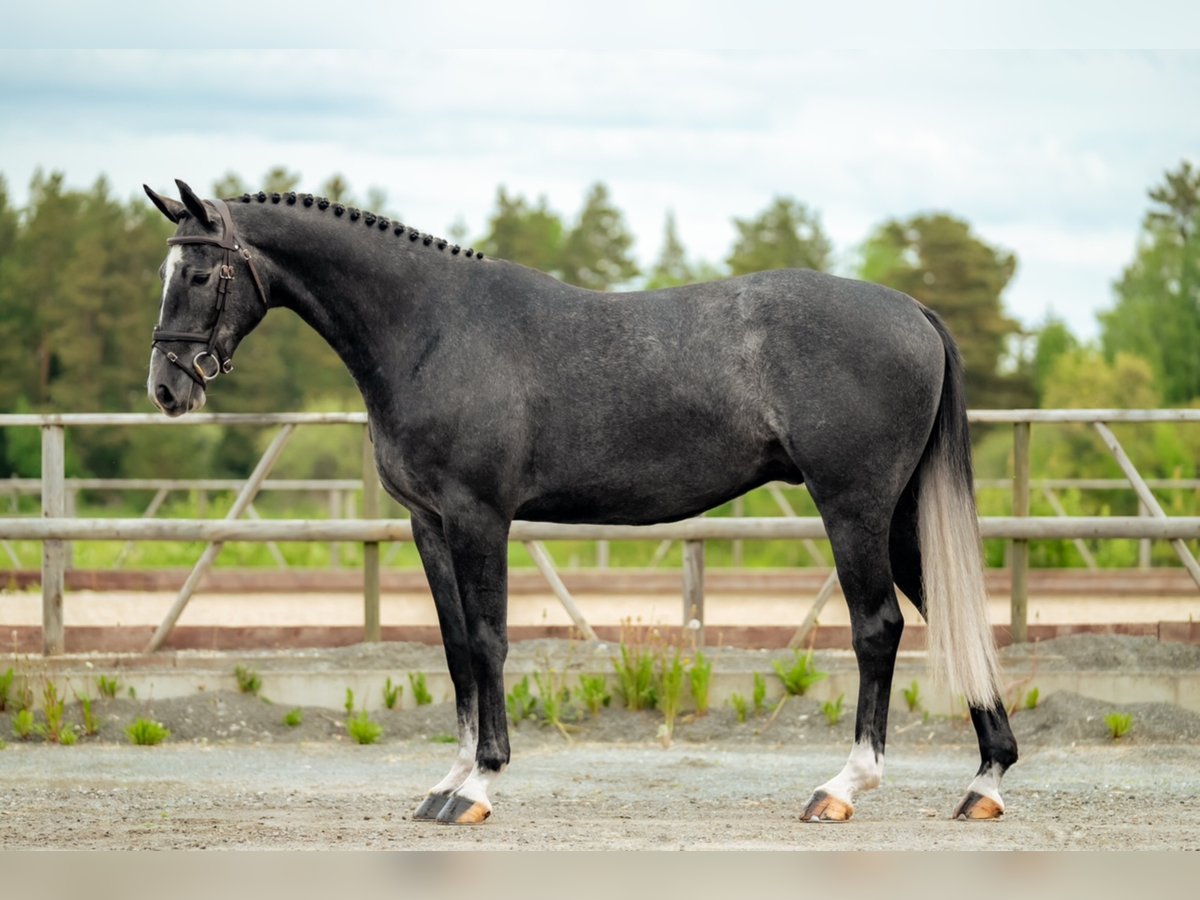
193;351;222;383
219;263;235;281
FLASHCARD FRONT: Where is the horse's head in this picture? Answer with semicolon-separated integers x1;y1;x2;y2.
145;179;269;416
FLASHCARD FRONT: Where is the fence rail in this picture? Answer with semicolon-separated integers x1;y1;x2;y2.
2;409;1198;656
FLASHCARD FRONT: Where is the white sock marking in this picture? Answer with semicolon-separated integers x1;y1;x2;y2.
429;722;477;795
965;762;1005;810
817;740;884;806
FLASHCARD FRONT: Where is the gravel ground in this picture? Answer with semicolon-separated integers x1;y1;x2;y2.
2;634;1198;850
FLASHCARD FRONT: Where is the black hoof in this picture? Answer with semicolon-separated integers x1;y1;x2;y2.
413;792;453;821
436;794;491;825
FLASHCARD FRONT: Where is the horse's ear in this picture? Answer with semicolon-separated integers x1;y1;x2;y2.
144;184;185;223
174;179;213;229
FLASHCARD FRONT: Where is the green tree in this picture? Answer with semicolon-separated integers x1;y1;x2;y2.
1030;316;1079;406
559;183;639;290
478;187;564;274
320;174;351;203
726;196;832;275
1100;160;1200;405
645;211;694;289
858;213;1031;408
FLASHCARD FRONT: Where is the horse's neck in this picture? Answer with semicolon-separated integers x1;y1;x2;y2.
251;209;423;393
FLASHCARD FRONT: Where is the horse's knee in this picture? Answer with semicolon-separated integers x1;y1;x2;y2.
850;605;904;659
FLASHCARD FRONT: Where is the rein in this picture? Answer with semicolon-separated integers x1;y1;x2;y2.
152;198;268;387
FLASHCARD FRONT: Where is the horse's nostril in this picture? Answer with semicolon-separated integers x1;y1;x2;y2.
155;384;175;408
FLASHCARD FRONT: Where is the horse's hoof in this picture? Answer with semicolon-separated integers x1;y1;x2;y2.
800;790;854;823
953;791;1004;820
436;795;492;825
413;792;453;821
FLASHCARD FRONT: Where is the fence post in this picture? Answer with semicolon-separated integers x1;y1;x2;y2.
41;425;66;656
1010;422;1031;643
683;540;705;647
1138;499;1152;569
362;426;381;643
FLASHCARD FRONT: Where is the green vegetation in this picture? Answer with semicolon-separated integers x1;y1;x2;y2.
729;692;750;724
533;669;572;739
408;673;433;707
234;666;262;696
126;718;170;746
282;708;303;727
11;709;34;740
344;688;355;715
346;710;383;745
575;674;611;718
429;733;457;744
821;694;845;726
752;673;767;715
902;681;922;714
33;681;68;743
773;650;827;697
0;667;13;712
506;676;537;724
96;675;120;699
656;650;686;747
612;643;657;711
382;677;402;710
77;695;99;736
1104;712;1133;740
1024;687;1041;710
688;652;713;717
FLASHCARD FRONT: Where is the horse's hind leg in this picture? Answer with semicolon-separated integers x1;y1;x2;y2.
889;488;1018;819
801;509;902;822
410;513;479;821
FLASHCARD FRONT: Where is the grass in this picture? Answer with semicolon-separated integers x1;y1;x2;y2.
902;680;922;713
612;642;657;711
33;681;68;744
821;694;845;726
11;709;34;740
752;673;767;714
344;688;355;715
346;710;383;745
126;718;171;746
282;708;303;727
0;667;13;712
1024;687;1040;710
1104;712;1133;740
657;650;686;748
533;669;572;740
689;652;712;717
729;693;750;724
382;677;402;710
408;672;433;706
429;733;457;744
575;674;611;717
773;649;827;697
234;665;262;696
77;695;100;736
506;676;538;724
95;674;120;700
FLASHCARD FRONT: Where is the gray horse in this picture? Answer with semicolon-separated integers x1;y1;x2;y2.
144;180;1017;825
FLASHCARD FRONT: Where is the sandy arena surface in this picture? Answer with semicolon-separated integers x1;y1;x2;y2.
1;635;1199;850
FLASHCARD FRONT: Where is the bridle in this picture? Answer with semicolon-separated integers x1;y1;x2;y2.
152;198;269;387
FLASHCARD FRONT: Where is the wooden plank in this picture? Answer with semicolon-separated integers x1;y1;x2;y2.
1094;422;1200;589
787;569;841;649
1040;486;1098;570
41;425;66;655
522;541;598;641
1010;422;1031;643
5;515;1200;543
361;426;381;643
144;425;295;652
682;539;705;645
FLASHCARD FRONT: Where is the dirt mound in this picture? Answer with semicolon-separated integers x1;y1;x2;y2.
1000;634;1200;670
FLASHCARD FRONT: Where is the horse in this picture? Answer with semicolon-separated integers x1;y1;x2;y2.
143;179;1017;825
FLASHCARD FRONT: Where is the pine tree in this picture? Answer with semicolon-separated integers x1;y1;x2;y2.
477;187;564;274
726;197;831;275
1100;160;1200;405
645;211;696;289
858;214;1031;408
559;183;639;290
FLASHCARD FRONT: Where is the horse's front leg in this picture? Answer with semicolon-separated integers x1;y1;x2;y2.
428;503;511;825
409;513;480;821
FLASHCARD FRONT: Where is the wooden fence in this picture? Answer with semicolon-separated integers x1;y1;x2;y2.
2;410;1198;656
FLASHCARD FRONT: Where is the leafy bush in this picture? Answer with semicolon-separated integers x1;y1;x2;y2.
346;710;382;745
126;718;170;746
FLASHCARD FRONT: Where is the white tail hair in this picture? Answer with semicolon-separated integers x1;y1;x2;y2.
918;447;1000;707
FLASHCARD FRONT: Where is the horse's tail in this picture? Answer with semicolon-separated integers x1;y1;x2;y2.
916;307;1000;707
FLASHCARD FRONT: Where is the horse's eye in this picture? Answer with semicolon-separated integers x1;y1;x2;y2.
191;271;211;286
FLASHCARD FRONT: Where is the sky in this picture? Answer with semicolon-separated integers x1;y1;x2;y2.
2;46;1199;340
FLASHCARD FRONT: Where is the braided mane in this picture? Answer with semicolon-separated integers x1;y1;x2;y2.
230;190;483;260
